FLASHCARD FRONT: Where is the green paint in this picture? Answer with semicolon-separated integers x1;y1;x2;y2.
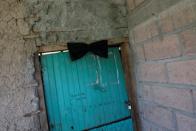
41;48;133;131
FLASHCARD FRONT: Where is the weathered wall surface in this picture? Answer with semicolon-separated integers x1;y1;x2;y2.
0;0;40;130
0;0;128;130
127;0;196;130
25;0;128;44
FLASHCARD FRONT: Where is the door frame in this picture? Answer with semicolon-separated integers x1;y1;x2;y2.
34;37;141;131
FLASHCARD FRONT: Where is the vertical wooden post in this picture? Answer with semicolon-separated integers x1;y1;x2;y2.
121;40;141;131
34;52;49;131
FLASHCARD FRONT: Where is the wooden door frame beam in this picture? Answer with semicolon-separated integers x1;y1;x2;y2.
34;52;49;131
34;37;141;131
120;40;141;131
37;37;128;53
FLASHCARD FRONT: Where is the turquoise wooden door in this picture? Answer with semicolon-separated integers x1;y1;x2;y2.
41;47;134;131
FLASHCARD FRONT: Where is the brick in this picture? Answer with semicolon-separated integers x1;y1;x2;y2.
135;45;145;61
139;63;167;82
142;103;174;130
144;35;181;60
146;19;159;39
141;119;165;131
133;24;149;43
167;60;196;85
141;120;155;131
159;11;174;33
152;86;193;112
133;18;159;43
138;85;153;101
176;113;196;131
172;4;195;29
180;28;196;56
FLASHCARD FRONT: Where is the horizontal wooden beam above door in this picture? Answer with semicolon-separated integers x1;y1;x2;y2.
37;37;128;53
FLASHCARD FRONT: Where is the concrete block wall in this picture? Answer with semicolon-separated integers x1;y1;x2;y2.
127;0;196;130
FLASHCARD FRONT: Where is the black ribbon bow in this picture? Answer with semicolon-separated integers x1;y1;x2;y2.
67;40;108;61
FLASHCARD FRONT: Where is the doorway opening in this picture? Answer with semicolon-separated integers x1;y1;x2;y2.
34;37;140;131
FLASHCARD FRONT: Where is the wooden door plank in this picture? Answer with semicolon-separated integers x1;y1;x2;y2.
53;54;68;130
60;53;74;130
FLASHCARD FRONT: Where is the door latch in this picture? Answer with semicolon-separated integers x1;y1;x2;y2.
125;100;132;110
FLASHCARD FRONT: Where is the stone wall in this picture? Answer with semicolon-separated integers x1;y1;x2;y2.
127;0;196;130
0;0;40;130
0;0;128;130
25;0;128;44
